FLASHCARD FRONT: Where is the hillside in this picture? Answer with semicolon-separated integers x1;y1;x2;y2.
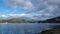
0;17;60;23
37;17;60;23
0;18;27;23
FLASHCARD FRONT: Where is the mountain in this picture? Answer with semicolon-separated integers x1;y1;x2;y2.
0;14;59;21
0;14;60;23
0;17;60;23
37;17;60;23
0;18;28;23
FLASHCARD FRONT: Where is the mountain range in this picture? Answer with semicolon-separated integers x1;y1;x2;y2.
0;16;60;23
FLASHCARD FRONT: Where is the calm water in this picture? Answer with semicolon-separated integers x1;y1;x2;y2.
0;23;60;34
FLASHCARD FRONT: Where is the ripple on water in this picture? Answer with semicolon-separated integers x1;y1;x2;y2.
0;23;60;34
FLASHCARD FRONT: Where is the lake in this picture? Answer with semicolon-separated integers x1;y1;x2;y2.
0;23;60;34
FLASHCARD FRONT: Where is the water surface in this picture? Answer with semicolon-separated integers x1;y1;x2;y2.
0;23;60;34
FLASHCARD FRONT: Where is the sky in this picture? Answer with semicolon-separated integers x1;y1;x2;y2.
0;0;27;15
0;0;60;20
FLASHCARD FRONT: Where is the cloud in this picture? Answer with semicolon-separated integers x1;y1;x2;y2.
4;0;60;11
3;0;60;21
4;0;35;11
4;0;44;11
0;14;57;21
47;0;60;3
0;15;8;19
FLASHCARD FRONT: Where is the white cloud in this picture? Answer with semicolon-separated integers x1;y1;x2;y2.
4;0;44;11
8;14;26;17
1;15;6;17
3;0;60;21
0;14;57;21
47;0;60;3
4;0;60;12
0;15;8;19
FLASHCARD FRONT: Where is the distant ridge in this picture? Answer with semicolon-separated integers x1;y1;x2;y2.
0;17;60;23
37;17;60;23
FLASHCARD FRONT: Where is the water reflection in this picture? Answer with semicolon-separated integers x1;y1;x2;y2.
0;23;60;34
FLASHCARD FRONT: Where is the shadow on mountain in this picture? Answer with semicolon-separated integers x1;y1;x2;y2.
0;17;60;23
37;17;60;23
36;26;60;34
